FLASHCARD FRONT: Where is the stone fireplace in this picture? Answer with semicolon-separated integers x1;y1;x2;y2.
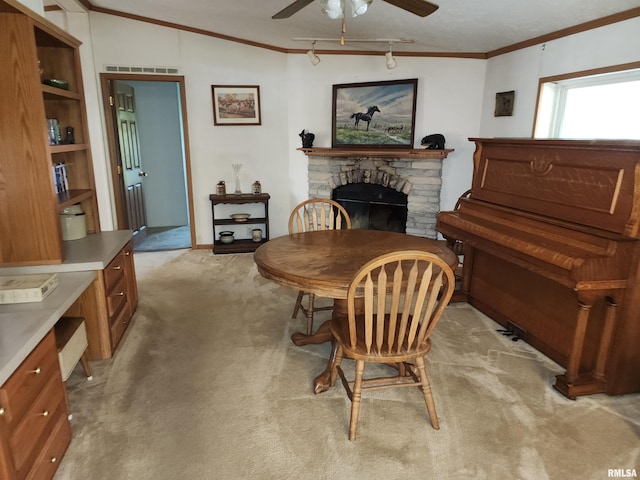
302;148;452;238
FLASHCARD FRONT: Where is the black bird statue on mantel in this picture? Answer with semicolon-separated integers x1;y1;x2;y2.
299;129;315;148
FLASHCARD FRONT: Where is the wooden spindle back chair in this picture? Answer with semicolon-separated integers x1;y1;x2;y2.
329;250;455;440
288;198;351;234
288;199;352;335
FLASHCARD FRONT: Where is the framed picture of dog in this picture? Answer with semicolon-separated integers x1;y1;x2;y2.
332;78;418;149
212;85;261;125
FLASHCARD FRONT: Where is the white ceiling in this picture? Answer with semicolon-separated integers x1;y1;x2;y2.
61;0;640;54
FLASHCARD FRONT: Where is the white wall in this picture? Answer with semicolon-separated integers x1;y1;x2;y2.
285;54;486;213
88;13;291;243
40;7;640;244
86;13;486;242
17;0;42;15
480;17;640;137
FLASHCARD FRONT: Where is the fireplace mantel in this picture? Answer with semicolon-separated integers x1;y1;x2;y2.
298;147;453;160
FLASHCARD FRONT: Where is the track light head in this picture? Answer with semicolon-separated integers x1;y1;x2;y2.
385;44;397;69
307;42;321;66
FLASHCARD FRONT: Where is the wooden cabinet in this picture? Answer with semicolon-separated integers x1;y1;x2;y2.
64;240;138;360
0;0;99;267
0;331;71;480
210;193;270;254
104;241;137;351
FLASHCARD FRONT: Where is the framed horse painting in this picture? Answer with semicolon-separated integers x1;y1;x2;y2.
212;85;261;126
332;78;418;149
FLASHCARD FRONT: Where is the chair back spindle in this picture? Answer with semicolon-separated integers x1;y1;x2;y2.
346;252;454;357
289;198;352;234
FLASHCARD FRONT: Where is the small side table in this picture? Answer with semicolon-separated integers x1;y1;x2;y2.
209;193;270;254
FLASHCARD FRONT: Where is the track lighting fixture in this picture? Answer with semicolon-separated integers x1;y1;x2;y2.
385;43;397;69
307;41;321;66
295;38;412;67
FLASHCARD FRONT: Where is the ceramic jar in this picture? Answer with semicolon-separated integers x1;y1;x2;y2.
252;181;262;194
251;228;262;242
219;231;234;244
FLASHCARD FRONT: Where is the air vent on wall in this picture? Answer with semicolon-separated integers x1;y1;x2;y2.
104;65;180;74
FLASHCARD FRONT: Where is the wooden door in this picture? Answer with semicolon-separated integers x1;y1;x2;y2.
114;81;147;240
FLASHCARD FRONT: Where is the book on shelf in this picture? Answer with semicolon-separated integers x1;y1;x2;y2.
53;162;69;194
0;273;59;304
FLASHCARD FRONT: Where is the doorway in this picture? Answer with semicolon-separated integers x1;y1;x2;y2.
100;73;195;251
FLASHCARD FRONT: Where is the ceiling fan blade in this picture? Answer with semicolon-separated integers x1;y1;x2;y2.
273;0;316;19
382;0;439;17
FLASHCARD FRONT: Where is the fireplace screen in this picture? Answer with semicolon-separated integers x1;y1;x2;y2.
332;184;408;233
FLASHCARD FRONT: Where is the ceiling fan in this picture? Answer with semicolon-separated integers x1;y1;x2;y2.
273;0;439;20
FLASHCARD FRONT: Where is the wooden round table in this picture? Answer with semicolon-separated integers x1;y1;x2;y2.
254;229;457;392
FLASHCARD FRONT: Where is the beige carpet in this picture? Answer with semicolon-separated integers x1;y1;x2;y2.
54;249;639;480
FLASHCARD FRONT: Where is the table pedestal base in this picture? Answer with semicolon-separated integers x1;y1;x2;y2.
290;298;363;394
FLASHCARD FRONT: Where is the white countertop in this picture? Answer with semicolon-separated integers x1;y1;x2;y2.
0;230;133;275
0;270;96;385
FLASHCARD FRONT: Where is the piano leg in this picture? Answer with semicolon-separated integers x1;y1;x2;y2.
554;297;617;399
593;298;618;381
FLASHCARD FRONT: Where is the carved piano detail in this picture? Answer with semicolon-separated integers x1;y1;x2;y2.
437;138;640;399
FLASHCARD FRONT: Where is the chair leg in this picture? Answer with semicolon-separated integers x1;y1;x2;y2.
330;342;343;387
415;356;439;430
305;293;315;335
349;360;365;441
292;290;304;319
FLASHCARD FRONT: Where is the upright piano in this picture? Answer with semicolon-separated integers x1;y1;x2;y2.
436;138;640;399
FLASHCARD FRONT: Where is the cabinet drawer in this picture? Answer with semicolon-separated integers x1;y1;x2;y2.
104;252;126;291
24;410;71;480
106;275;127;318
0;332;59;426
110;300;132;351
9;374;66;473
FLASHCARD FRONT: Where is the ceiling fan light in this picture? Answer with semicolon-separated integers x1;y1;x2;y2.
321;0;345;19
350;0;372;17
385;50;397;69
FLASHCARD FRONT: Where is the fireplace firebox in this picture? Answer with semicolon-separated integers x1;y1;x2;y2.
332;183;408;232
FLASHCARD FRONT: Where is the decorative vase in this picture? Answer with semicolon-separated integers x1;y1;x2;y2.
232;163;242;193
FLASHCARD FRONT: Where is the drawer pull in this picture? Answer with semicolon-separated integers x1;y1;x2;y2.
30;367;42;374
50;457;57;463
124;251;131;256
112;265;122;270
117;291;125;296
39;410;49;417
0;407;4;415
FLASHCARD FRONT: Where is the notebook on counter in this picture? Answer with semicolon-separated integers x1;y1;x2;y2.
0;274;59;304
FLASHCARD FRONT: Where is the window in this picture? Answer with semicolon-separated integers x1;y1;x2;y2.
534;64;640;140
